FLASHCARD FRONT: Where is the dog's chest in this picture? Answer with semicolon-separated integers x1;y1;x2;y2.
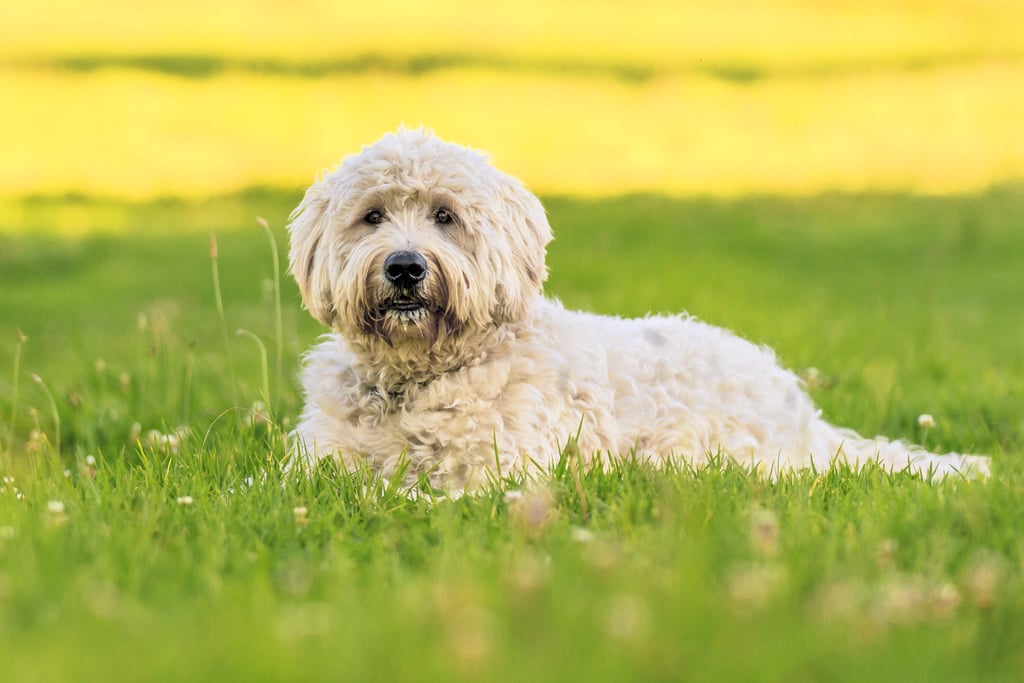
344;360;516;454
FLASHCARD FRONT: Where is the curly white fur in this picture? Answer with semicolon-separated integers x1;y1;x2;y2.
288;128;989;490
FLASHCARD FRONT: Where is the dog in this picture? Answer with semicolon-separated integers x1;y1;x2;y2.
287;128;989;490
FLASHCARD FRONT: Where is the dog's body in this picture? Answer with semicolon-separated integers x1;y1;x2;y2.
289;129;988;489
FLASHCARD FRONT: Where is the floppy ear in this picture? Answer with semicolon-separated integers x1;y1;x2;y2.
288;180;336;327
492;176;553;322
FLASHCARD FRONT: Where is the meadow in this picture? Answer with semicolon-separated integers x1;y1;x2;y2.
2;189;1023;681
3;0;1024;680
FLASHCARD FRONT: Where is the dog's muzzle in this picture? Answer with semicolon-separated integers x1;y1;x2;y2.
384;250;428;290
378;250;432;320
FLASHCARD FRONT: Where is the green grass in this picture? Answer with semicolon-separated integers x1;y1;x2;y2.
1;188;1023;681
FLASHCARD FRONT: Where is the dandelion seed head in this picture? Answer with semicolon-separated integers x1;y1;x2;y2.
85;455;96;467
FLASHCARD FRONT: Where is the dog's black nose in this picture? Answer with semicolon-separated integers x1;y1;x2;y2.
384;250;428;289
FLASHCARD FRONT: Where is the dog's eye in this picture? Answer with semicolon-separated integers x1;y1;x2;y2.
364;210;385;225
433;208;455;225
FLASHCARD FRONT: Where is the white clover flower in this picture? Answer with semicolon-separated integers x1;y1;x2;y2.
63;469;72;478
85;455;97;466
570;526;595;544
604;593;650;641
966;554;1005;609
248;402;271;426
176;496;194;506
507;488;554;538
293;506;309;518
503;490;524;504
931;583;961;619
2;476;14;485
162;433;180;452
47;500;66;514
918;414;936;428
750;507;780;558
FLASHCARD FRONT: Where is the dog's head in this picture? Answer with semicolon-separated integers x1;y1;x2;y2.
288;129;552;350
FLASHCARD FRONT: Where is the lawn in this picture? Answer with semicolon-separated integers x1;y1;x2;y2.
1;189;1023;681
3;0;1024;678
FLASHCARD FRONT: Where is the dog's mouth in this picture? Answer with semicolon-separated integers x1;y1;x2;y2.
364;292;444;347
375;292;438;323
388;295;426;313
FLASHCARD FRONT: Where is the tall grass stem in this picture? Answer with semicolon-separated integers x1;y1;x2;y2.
30;373;60;459
210;233;240;410
7;329;26;452
256;217;284;410
236;329;271;414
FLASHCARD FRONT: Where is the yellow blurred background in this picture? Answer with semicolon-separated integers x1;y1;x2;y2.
1;0;1022;200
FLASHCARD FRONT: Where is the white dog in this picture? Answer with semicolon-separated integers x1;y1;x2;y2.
288;128;989;490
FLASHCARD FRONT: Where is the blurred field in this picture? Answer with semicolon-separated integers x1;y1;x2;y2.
6;0;1022;67
1;0;1023;201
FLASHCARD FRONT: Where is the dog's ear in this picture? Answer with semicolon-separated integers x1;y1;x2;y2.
492;176;553;322
288;180;336;327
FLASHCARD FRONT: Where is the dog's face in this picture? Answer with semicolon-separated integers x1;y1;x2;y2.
288;129;552;350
